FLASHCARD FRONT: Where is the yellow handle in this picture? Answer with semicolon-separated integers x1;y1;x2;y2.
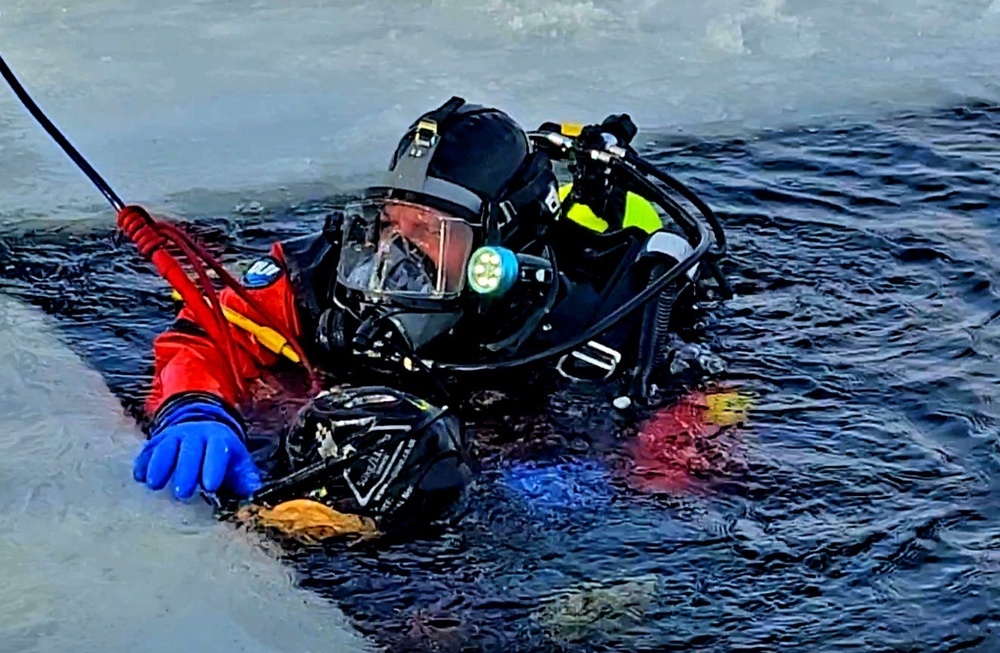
170;289;301;364
560;123;584;137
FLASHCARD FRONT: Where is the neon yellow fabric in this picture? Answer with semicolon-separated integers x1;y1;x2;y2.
558;183;662;234
703;390;756;426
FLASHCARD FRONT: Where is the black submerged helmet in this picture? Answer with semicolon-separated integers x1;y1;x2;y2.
279;386;473;531
335;97;561;351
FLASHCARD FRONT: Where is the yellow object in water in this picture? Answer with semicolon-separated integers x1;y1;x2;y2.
238;499;378;543
558;183;662;234
704;390;755;427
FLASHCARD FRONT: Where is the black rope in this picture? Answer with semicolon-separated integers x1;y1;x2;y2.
0;50;124;212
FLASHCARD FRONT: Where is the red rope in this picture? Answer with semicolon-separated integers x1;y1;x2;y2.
154;224;244;398
155;221;314;381
117;205;319;401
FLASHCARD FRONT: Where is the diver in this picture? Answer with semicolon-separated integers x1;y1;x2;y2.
132;96;730;515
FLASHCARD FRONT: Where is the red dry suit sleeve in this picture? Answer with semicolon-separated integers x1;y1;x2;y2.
143;242;303;417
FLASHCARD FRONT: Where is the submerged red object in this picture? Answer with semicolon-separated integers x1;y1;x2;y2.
626;388;752;494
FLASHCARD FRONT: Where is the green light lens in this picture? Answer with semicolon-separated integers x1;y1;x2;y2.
467;246;517;296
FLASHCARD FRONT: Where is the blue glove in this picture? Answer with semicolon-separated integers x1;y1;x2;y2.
133;394;262;501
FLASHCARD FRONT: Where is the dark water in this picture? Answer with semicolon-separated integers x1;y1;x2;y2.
1;103;998;652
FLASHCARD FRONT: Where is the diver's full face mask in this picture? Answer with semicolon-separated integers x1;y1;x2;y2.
336;197;478;351
338;198;476;301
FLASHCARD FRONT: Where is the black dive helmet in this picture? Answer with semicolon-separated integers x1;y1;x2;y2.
333;96;560;353
255;386;473;532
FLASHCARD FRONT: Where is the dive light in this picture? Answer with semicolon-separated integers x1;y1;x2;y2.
467;246;519;296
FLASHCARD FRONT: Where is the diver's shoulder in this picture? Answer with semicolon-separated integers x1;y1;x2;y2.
271;231;340;315
274;231;332;269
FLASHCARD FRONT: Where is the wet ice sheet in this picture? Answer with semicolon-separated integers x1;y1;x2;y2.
0;295;370;653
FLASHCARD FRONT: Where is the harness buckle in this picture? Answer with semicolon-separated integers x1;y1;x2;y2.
556;340;622;382
497;201;516;228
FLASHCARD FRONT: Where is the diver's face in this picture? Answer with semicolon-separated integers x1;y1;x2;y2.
381;203;469;292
